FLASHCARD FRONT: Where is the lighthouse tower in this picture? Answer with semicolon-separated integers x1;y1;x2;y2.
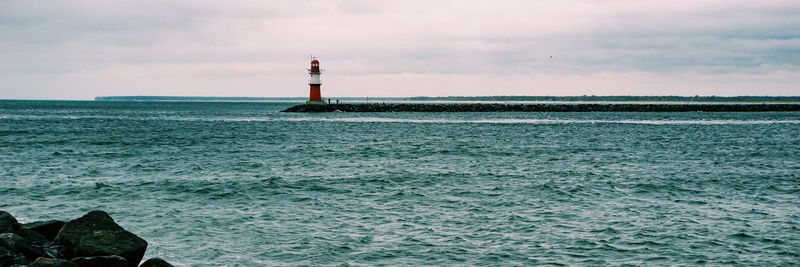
307;57;324;104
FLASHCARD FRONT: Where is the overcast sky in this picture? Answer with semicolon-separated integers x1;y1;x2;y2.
1;0;798;99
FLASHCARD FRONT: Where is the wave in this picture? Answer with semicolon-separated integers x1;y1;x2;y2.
2;114;799;125
298;118;800;125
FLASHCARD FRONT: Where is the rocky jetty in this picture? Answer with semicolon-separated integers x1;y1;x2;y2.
281;103;800;113
0;210;173;267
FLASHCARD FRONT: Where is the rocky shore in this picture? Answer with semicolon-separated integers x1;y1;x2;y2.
1;210;172;267
281;103;800;113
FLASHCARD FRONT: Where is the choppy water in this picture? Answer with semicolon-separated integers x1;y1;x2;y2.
1;100;799;266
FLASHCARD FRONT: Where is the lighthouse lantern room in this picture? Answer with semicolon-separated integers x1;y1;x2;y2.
307;57;324;104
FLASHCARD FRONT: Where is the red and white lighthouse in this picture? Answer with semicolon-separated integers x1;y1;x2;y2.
307;57;324;104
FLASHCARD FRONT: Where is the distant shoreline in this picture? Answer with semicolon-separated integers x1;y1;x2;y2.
94;95;800;103
94;96;306;101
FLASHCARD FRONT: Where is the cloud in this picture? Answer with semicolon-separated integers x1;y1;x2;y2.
0;0;798;98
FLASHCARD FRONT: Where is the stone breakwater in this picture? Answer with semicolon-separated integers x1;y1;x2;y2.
281;103;800;113
1;210;173;267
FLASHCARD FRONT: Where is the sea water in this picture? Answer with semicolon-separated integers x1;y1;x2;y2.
1;100;799;266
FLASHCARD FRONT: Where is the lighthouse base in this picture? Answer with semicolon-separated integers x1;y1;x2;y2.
306;100;326;105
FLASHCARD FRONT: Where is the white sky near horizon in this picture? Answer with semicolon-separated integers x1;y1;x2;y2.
1;0;799;99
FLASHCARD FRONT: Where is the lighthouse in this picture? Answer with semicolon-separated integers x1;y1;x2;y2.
307;57;324;104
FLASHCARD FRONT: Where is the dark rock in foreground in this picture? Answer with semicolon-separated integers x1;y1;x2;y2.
0;211;19;234
31;257;79;267
17;229;49;245
281;103;800;113
54;210;147;267
139;258;175;267
23;220;66;241
1;210;171;267
0;233;27;252
2;246;25;266
71;255;128;267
